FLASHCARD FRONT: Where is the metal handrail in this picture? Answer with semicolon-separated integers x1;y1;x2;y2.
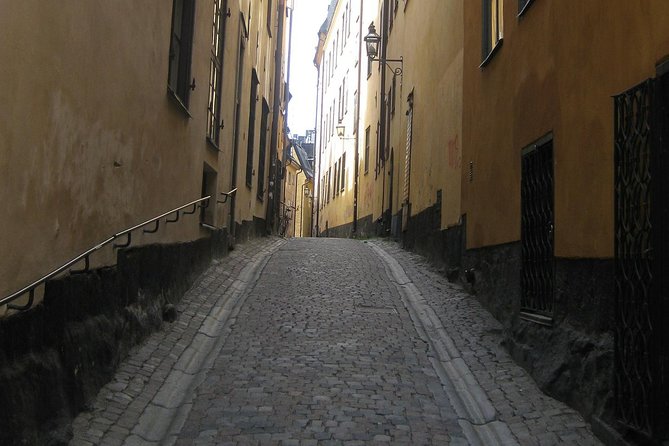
1;195;213;311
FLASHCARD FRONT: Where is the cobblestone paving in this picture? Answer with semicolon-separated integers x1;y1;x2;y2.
369;239;601;446
70;237;601;445
70;237;285;446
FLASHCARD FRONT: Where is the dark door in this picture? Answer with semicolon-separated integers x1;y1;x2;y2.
614;75;669;441
520;137;555;325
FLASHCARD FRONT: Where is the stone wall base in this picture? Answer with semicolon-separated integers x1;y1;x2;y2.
0;229;231;445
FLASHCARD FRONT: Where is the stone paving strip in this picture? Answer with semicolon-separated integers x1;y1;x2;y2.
369;240;602;446
369;243;516;445
70;237;286;446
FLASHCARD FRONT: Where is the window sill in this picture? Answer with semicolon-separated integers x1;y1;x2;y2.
479;38;503;69
206;137;221;152
167;88;192;118
517;0;535;18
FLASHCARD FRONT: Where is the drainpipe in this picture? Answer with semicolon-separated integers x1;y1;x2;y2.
293;167;302;237
377;0;389;233
268;0;287;234
281;142;290;231
353;0;364;235
300;182;306;237
314;52;324;237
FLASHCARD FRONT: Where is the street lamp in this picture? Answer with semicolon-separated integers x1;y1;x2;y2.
336;123;346;139
363;22;403;76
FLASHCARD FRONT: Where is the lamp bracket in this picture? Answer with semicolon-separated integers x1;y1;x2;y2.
370;56;403;76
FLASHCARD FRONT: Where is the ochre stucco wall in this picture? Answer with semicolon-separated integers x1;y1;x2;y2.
462;0;669;257
386;0;463;229
0;0;280;303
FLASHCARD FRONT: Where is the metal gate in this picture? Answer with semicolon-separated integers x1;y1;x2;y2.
520;137;555;324
614;77;669;441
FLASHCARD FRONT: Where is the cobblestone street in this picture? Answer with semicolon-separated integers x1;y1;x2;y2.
70;237;601;445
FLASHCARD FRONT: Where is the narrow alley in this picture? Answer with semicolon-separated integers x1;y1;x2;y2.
70;238;599;445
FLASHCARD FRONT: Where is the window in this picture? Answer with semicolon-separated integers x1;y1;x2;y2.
336;32;340;64
327;167;331;202
200;163;217;226
334;161;339;196
342;12;346;47
390;74;397;116
168;0;196;107
341;153;346;192
325;112;329;143
246;70;259;187
323;175;327;207
481;0;503;66
266;0;273;35
344;73;349;114
257;100;270;200
364;126;370;174
388;0;395;31
343;7;348;46
338;85;343;121
375;122;380;177
353;90;358;133
207;0;226;146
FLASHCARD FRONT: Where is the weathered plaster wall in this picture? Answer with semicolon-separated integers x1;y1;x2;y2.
0;0;281;305
462;0;669;256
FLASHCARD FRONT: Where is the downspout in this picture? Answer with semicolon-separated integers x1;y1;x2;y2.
282;142;291;232
314;52;324;237
300;182;306;237
268;0;287;234
353;0;364;235
293;167;302;236
379;0;389;232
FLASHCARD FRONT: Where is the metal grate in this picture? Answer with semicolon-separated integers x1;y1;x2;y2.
520;138;554;322
614;79;655;436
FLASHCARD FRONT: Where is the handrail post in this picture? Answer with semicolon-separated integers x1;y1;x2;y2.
7;289;35;311
70;255;90;274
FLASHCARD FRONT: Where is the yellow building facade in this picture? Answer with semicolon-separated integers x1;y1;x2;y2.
0;1;288;441
281;140;313;238
315;0;463;249
314;0;365;237
462;0;669;442
0;0;287;311
315;0;669;441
